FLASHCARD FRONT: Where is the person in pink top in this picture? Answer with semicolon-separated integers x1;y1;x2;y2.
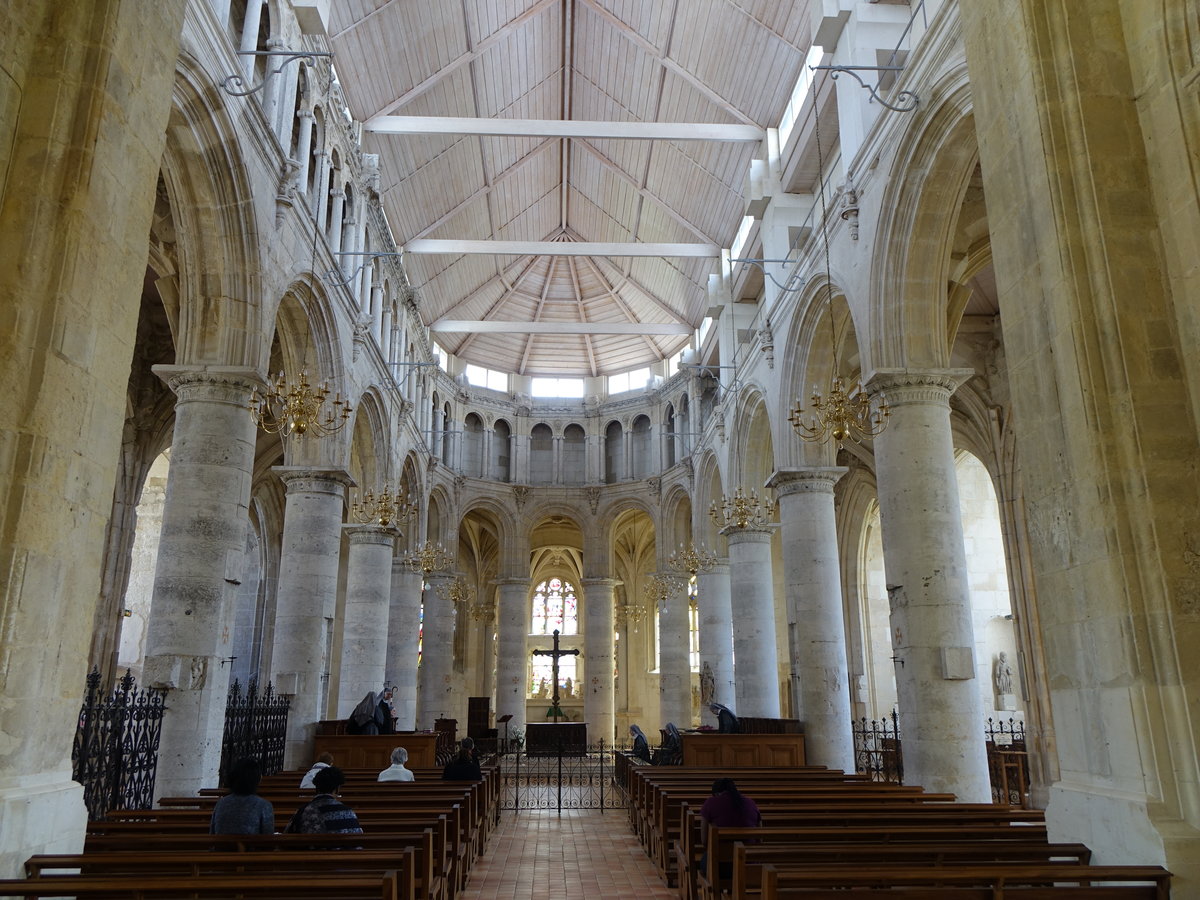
698;778;761;879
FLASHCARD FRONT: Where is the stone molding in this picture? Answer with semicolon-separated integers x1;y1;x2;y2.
767;466;848;497
153;364;261;406
492;577;530;588
580;577;621;589
867;368;974;407
273;466;355;496
720;525;776;541
344;523;399;546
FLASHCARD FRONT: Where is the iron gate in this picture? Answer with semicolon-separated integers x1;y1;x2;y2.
220;678;290;785
72;668;167;819
499;740;625;810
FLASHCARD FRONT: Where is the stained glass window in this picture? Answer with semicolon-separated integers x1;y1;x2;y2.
529;654;578;697
530;577;578;635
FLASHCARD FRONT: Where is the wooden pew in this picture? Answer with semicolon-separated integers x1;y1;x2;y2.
757;862;1172;899
0;870;406;899
24;847;417;900
729;841;1095;900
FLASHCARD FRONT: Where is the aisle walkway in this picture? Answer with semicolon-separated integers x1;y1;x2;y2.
461;809;676;900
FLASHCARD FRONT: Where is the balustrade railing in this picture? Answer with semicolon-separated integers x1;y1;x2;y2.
72;668;167;820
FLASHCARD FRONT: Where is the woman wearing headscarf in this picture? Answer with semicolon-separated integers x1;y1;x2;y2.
629;724;651;762
346;691;380;735
709;702;741;734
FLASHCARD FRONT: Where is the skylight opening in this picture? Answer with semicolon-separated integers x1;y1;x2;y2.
609;366;652;395
531;377;584;399
778;44;827;147
465;364;508;392
730;215;755;263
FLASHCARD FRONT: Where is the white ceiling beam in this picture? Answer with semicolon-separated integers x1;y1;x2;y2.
366;116;765;142
431;321;692;335
568;257;599;377
406;239;720;257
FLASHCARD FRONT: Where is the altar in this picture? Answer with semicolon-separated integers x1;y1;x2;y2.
525;722;588;756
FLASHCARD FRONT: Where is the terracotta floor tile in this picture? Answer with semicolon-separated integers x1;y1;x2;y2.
461;810;676;899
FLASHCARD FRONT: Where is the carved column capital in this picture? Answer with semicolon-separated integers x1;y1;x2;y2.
767;466;848;498
867;368;974;408
273;466;355;496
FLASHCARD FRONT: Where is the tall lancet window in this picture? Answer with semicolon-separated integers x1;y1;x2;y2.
530;577;579;635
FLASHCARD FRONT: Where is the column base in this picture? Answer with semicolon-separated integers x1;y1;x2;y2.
0;773;88;878
1046;782;1199;889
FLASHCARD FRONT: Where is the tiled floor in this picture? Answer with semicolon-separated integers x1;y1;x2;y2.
461;809;677;899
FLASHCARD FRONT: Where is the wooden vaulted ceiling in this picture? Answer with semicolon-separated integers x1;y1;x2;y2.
329;0;813;377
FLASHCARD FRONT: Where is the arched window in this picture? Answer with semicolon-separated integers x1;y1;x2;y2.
530;577;579;635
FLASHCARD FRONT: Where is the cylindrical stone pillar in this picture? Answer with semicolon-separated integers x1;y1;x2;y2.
336;525;397;716
723;527;780;717
295;109;314;193
869;368;991;801
697;561;735;726
769;467;854;770
417;572;457;728
494;578;529;745
582;578;618;746
271;467;352;768
386;563;423;730
658;575;693;728
142;367;259;799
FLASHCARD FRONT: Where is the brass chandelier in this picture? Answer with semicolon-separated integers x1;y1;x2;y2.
668;543;717;577
249;370;352;439
438;574;475;607
401;540;453;576
351;484;416;528
787;70;889;447
709;486;774;529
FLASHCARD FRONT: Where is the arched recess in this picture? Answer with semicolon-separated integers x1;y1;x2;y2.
530;423;554;484
630;414;652;479
604;420;623;483
396;451;425;555
610;505;658;732
665;403;677;468
868;68;976;370
463;413;485;477
730;388;775;492
347;387;391;493
562;424;586;484
161;55;264;368
779;274;869;469
492;419;512;483
692;450;726;554
528;514;585;716
457;504;507;692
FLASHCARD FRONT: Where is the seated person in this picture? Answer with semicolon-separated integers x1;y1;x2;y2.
698;778;761;880
709;702;741;734
210;757;274;834
285;766;363;834
442;737;483;781
378;746;415;782
300;751;334;789
629;724;652;763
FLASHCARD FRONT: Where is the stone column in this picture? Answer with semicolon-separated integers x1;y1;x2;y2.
658;575;693;728
723;527;780;717
327;190;345;252
295;109;314;194
494;578;530;743
271;467;352;768
386;563;423;730
141;368;259;800
582;578;618;745
868;368;990;801
769;467;854;770
336;525;397;716
697;561;735;725
417;572;457;728
239;0;264;79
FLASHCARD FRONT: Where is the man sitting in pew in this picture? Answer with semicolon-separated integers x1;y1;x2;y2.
285;766;364;834
210;757;274;835
699;778;761;881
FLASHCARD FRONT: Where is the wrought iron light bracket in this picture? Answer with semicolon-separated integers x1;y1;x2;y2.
811;65;919;113
223;50;334;97
728;258;808;294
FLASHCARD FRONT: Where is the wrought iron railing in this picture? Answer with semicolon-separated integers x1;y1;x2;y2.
985;716;1029;807
499;740;625;810
851;710;904;783
72;667;167;820
219;678;289;786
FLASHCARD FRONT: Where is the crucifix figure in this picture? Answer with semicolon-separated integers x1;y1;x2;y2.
531;629;579;723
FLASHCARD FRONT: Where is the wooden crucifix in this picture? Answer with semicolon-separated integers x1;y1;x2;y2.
531;629;579;723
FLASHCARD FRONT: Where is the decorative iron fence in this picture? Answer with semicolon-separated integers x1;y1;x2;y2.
852;712;1031;807
851;710;904;783
499;740;624;810
220;678;290;786
985;716;1029;807
72;668;168;820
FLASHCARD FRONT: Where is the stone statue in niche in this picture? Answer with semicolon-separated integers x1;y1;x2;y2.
993;652;1014;695
699;661;715;708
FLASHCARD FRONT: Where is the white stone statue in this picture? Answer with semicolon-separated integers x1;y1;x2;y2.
993;651;1014;695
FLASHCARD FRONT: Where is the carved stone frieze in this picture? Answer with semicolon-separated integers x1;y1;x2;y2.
513;485;530;510
585;486;602;515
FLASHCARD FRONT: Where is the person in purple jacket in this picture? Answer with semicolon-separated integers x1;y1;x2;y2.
698;778;761;879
